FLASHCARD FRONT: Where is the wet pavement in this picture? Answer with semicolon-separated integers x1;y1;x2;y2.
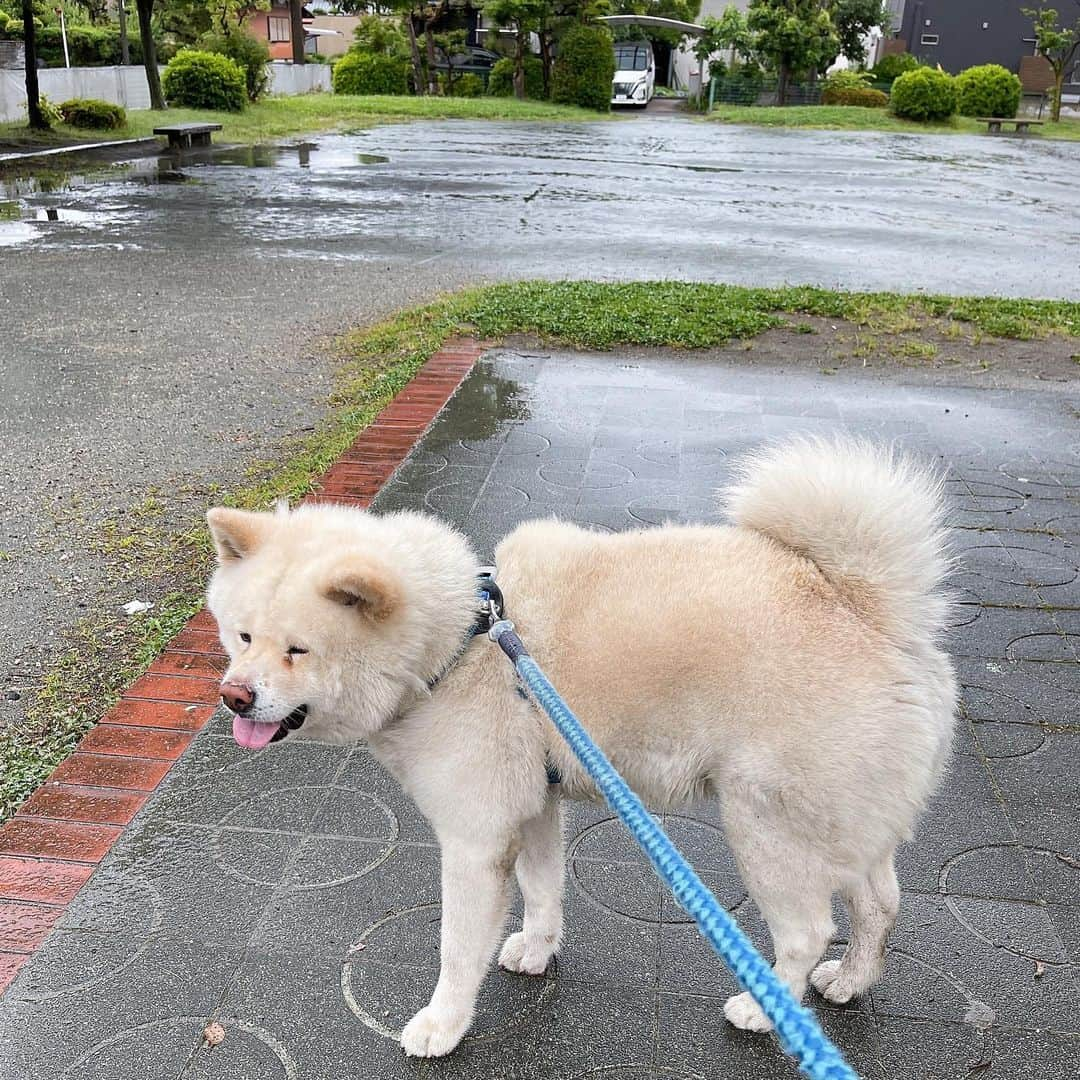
2;119;1078;296
0;346;1076;1079
2;117;1078;731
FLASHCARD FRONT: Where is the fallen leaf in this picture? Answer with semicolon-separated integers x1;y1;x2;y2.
203;1022;226;1048
1034;960;1046;978
348;941;366;954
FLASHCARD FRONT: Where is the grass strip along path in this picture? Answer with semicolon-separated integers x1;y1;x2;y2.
0;94;604;153
2;279;1078;820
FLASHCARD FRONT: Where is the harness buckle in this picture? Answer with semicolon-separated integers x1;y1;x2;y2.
476;568;505;630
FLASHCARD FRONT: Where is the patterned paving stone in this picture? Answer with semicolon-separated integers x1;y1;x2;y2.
0;348;1077;1079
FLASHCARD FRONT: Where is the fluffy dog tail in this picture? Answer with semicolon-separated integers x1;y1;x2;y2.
723;437;951;644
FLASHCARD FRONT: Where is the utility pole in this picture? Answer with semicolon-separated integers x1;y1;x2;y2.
118;0;130;66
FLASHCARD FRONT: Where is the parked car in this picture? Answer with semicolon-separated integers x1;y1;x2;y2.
611;41;655;108
433;46;503;74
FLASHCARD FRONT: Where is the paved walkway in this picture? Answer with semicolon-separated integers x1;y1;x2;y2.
0;347;1077;1078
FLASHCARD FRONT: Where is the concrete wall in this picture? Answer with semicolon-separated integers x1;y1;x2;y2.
0;62;330;124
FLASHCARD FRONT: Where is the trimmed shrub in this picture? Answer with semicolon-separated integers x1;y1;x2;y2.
58;98;127;129
890;67;956;121
449;72;484;97
552;25;614;112
870;52;922;83
711;63;765;106
200;30;270;102
822;86;889;107
954;63;1021;119
822;69;871;93
487;55;545;99
162;49;246;112
332;50;410;95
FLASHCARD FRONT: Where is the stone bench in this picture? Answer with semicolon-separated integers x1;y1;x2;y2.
153;122;223;150
979;117;1046;135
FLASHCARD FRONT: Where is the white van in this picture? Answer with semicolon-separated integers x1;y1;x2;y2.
611;41;655;108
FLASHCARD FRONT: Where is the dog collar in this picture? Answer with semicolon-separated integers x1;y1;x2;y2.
424;569;504;693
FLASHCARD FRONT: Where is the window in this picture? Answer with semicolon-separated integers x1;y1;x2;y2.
920;34;939;46
268;16;290;42
613;44;650;72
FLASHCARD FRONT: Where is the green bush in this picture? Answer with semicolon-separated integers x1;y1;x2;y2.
890;67;956;121
822;86;889;107
710;63;765;106
487;55;545;99
822;69;871;92
58;98;127;129
200;30;270;102
449;72;484;97
162;49;247;112
552;24;614;112
870;52;922;83
954;63;1021;119
332;50;410;95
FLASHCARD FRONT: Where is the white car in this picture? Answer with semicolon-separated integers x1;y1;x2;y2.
611;41;654;108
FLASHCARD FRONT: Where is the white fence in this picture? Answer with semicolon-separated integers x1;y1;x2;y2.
0;62;331;124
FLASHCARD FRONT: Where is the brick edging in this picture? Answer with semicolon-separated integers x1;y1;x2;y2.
0;337;488;995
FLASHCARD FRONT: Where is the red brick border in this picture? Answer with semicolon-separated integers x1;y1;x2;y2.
0;336;487;996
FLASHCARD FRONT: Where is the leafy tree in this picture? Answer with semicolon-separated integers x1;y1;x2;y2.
1023;5;1080;122
747;0;839;104
693;4;751;68
21;0;46;130
483;0;548;99
383;0;427;93
828;0;888;68
352;12;409;55
432;27;467;92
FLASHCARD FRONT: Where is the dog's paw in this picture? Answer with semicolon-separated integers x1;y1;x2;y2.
400;1005;468;1058
498;931;554;976
811;959;857;1004
723;991;774;1033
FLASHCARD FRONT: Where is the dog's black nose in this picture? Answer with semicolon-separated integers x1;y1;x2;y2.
221;682;255;715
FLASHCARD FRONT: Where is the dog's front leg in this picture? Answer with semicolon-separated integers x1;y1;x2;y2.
400;838;513;1058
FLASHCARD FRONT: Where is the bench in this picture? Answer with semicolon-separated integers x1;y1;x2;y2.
153;122;223;150
978;117;1045;134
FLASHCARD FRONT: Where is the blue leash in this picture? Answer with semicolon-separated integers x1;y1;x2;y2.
488;617;858;1080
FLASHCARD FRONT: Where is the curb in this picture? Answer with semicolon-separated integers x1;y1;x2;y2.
0;136;163;167
0;335;488;995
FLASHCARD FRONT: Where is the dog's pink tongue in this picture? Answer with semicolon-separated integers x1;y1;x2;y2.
232;715;280;750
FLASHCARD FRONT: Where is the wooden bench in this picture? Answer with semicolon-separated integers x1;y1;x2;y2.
153;122;223;149
979;117;1045;134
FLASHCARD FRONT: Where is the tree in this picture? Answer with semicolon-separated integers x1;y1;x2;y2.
747;0;838;104
289;0;305;63
693;4;751;68
483;0;548;99
828;0;888;68
135;0;166;109
21;0;46;130
1023;5;1080;122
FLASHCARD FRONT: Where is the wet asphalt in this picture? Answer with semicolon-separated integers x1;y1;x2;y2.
0;114;1077;722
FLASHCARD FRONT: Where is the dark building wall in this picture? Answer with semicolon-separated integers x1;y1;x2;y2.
899;1;1037;74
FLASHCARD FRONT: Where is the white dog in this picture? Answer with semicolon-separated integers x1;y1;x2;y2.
206;437;956;1058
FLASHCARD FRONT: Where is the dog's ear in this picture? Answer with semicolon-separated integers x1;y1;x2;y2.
320;553;401;622
206;508;273;564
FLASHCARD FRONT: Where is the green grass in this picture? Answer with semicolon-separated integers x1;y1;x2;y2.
3;278;1079;821
706;104;1080;141
0;93;603;153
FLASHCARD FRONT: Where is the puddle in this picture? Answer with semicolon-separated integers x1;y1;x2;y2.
357;153;390;165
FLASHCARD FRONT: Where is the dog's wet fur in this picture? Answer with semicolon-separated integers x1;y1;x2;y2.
206;437;956;1056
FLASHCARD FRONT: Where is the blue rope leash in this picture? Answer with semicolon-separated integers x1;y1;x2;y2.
489;619;858;1080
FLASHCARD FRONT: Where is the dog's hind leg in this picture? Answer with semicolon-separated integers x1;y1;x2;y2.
720;803;836;1033
811;852;899;1004
400;837;515;1057
500;791;564;976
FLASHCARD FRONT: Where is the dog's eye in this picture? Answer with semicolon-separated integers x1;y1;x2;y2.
287;646;307;656
239;632;251;644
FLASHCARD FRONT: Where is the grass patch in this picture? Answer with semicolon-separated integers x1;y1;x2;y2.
0;93;603;154
706;104;1080;142
3;278;1079;820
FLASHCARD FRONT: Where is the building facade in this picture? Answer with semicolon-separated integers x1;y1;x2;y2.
897;1;1037;74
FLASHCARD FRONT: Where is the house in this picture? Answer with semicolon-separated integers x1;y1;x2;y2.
246;4;345;60
888;1;1078;99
